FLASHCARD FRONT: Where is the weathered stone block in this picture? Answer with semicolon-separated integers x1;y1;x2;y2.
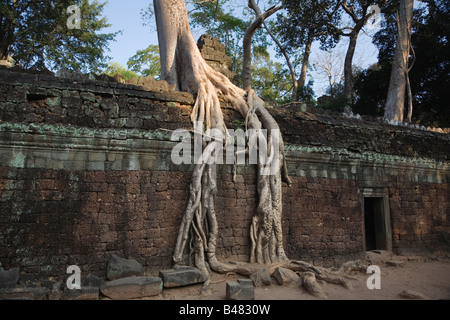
106;254;144;281
159;266;208;288
62;286;99;300
273;267;301;286
82;273;105;288
226;279;254;300
250;268;271;287
0;267;19;289
0;287;47;300
100;276;162;300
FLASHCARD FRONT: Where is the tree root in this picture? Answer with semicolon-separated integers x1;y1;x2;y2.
170;43;350;297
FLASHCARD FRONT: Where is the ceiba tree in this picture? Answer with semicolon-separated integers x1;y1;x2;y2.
153;0;350;293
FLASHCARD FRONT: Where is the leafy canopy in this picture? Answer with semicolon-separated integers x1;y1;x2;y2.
354;0;449;127
127;44;160;79
0;0;118;73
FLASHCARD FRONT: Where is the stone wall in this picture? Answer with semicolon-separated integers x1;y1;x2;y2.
0;67;449;280
198;35;235;81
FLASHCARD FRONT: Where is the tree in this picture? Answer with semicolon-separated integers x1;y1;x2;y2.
188;0;248;65
251;47;292;104
153;0;350;293
409;0;449;126
339;0;387;105
366;0;449;127
154;0;289;273
241;0;282;91
0;0;118;73
384;0;414;122
353;63;391;117
127;44;161;78
104;62;140;81
276;0;342;101
313;50;345;100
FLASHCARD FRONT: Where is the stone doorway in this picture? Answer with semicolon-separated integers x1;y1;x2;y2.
360;188;392;252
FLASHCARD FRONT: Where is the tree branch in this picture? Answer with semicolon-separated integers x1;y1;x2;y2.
262;20;298;100
341;1;358;22
242;0;283;91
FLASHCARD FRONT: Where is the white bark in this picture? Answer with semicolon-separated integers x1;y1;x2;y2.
384;0;414;122
153;0;290;276
152;1;353;296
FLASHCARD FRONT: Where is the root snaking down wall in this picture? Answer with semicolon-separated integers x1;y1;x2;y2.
0;68;449;278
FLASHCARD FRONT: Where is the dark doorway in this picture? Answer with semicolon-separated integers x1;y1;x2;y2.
364;197;387;251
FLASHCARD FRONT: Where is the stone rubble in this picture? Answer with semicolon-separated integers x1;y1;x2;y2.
226;279;255;300
159;265;208;288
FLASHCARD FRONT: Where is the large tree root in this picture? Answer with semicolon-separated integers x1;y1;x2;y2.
170;51;351;297
154;0;351;298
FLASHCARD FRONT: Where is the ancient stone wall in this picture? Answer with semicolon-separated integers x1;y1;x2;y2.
197;35;235;81
0;68;449;279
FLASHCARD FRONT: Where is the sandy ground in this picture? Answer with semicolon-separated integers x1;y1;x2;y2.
153;252;450;300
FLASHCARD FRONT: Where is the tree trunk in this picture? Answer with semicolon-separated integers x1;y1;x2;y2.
0;19;14;61
153;0;290;280
153;0;352;296
296;34;313;100
242;1;282;91
384;0;414;122
261;21;298;102
343;30;359;104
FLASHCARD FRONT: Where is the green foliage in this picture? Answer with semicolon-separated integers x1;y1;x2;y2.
0;0;118;73
353;63;390;117
276;0;342;54
127;44;160;78
409;0;449;127
356;0;450;127
297;81;316;105
317;83;348;112
189;0;248;74
251;47;292;105
104;62;139;81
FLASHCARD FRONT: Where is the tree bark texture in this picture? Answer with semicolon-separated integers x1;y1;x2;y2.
242;0;282;92
296;34;314;101
153;0;351;294
384;0;414;122
153;0;290;280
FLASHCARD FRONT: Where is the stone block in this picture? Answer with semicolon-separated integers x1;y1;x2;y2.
0;267;19;289
106;254;144;280
82;273;105;288
159;266;208;288
273;267;301;286
249;268;272;287
100;276;162;300
62;286;99;300
0;287;48;300
226;279;254;300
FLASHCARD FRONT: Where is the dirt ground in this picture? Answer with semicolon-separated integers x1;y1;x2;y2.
154;251;450;300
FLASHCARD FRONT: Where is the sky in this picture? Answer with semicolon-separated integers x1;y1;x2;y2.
102;0;158;67
101;0;380;97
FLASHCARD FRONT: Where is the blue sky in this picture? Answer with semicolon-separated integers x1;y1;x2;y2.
102;0;158;67
101;1;379;96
